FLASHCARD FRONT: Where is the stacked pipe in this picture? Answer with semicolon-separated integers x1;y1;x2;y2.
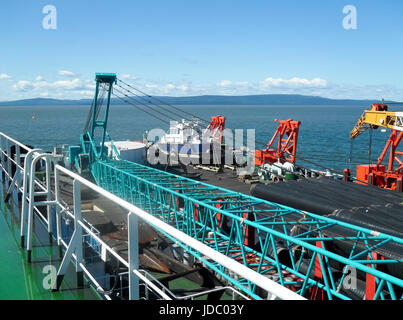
250;176;403;298
251;177;403;217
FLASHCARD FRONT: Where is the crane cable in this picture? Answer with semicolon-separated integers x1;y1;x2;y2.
118;78;211;125
115;82;198;124
110;86;306;178
109;90;171;125
84;85;107;133
113;86;180;123
113;85;214;134
114;78;355;178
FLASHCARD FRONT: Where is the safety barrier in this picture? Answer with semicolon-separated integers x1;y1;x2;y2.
0;131;303;300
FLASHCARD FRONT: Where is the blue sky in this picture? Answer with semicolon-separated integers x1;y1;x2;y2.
0;0;402;101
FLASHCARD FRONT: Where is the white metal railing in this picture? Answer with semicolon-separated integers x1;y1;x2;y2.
0;131;305;300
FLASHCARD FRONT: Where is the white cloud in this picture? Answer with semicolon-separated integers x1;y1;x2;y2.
145;84;158;89
58;70;76;77
5;73;403;101
218;80;249;88
75;90;94;98
176;84;189;92
40;92;49;97
260;77;328;89
114;75;403;101
13;80;34;91
51;78;85;90
219;80;233;87
12;77;95;100
0;73;11;80
120;74;136;81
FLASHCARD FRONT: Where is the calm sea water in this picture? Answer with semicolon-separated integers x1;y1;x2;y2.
0;104;393;173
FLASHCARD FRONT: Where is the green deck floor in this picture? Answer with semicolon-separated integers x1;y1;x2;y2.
0;186;101;300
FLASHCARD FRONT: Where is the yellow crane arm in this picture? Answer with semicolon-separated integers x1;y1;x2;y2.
350;110;403;139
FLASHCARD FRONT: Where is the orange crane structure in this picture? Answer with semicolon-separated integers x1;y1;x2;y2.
350;103;403;191
203;115;226;145
255;118;301;166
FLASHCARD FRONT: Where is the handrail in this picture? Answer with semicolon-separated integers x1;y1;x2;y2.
0;133;172;300
55;164;304;300
0;131;304;300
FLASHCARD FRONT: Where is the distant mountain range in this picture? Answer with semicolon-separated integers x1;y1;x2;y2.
0;94;384;106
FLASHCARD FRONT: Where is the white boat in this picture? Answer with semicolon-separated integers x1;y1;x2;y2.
147;119;221;166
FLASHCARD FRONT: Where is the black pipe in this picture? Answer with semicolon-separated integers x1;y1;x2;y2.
251;183;339;215
258;179;357;211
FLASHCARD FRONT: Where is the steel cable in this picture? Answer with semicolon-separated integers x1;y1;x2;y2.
115;78;367;179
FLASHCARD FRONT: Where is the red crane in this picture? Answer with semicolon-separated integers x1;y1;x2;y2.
203;115;226;144
349;103;403;191
255;118;301;166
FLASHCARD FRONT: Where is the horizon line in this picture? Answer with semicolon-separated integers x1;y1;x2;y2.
0;93;388;104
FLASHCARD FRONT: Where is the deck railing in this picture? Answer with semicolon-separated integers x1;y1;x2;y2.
0;131;303;300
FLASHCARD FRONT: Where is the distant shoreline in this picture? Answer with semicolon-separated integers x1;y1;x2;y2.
0;94;386;107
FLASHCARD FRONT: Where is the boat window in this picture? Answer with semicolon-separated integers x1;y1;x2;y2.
170;128;179;135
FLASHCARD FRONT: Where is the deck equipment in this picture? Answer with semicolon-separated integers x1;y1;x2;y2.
255;119;301;167
255;119;301;182
203;115;226;145
69;74;403;300
350;103;403;191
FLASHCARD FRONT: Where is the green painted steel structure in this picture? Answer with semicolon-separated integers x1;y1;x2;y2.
80;73;117;162
82;73;403;300
91;158;403;300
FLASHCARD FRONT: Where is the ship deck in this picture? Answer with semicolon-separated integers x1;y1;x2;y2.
0;183;101;300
